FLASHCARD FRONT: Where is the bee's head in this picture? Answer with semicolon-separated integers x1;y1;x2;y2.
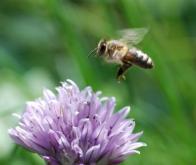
97;39;107;56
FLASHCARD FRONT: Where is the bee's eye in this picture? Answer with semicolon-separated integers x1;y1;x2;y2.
100;44;106;55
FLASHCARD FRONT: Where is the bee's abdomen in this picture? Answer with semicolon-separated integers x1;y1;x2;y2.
126;48;154;69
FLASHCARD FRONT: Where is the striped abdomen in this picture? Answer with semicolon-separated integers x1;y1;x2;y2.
123;48;154;69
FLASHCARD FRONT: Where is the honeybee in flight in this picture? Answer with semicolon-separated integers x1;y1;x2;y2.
89;28;154;81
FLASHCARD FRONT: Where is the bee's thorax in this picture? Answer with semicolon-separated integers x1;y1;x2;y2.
104;40;128;64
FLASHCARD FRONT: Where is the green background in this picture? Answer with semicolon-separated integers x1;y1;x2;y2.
0;0;195;164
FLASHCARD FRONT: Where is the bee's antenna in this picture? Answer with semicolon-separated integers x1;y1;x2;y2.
88;47;97;58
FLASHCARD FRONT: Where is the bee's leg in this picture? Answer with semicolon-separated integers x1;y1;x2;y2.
116;63;132;81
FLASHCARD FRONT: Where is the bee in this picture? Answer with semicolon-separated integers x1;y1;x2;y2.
89;28;154;81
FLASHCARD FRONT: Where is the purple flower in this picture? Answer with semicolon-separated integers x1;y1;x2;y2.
9;79;146;165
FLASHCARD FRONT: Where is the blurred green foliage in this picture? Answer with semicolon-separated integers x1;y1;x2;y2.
0;0;196;164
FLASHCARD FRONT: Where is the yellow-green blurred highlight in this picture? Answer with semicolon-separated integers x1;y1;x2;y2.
0;0;195;164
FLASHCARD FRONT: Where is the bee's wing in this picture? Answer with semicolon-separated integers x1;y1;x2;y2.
118;28;149;47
